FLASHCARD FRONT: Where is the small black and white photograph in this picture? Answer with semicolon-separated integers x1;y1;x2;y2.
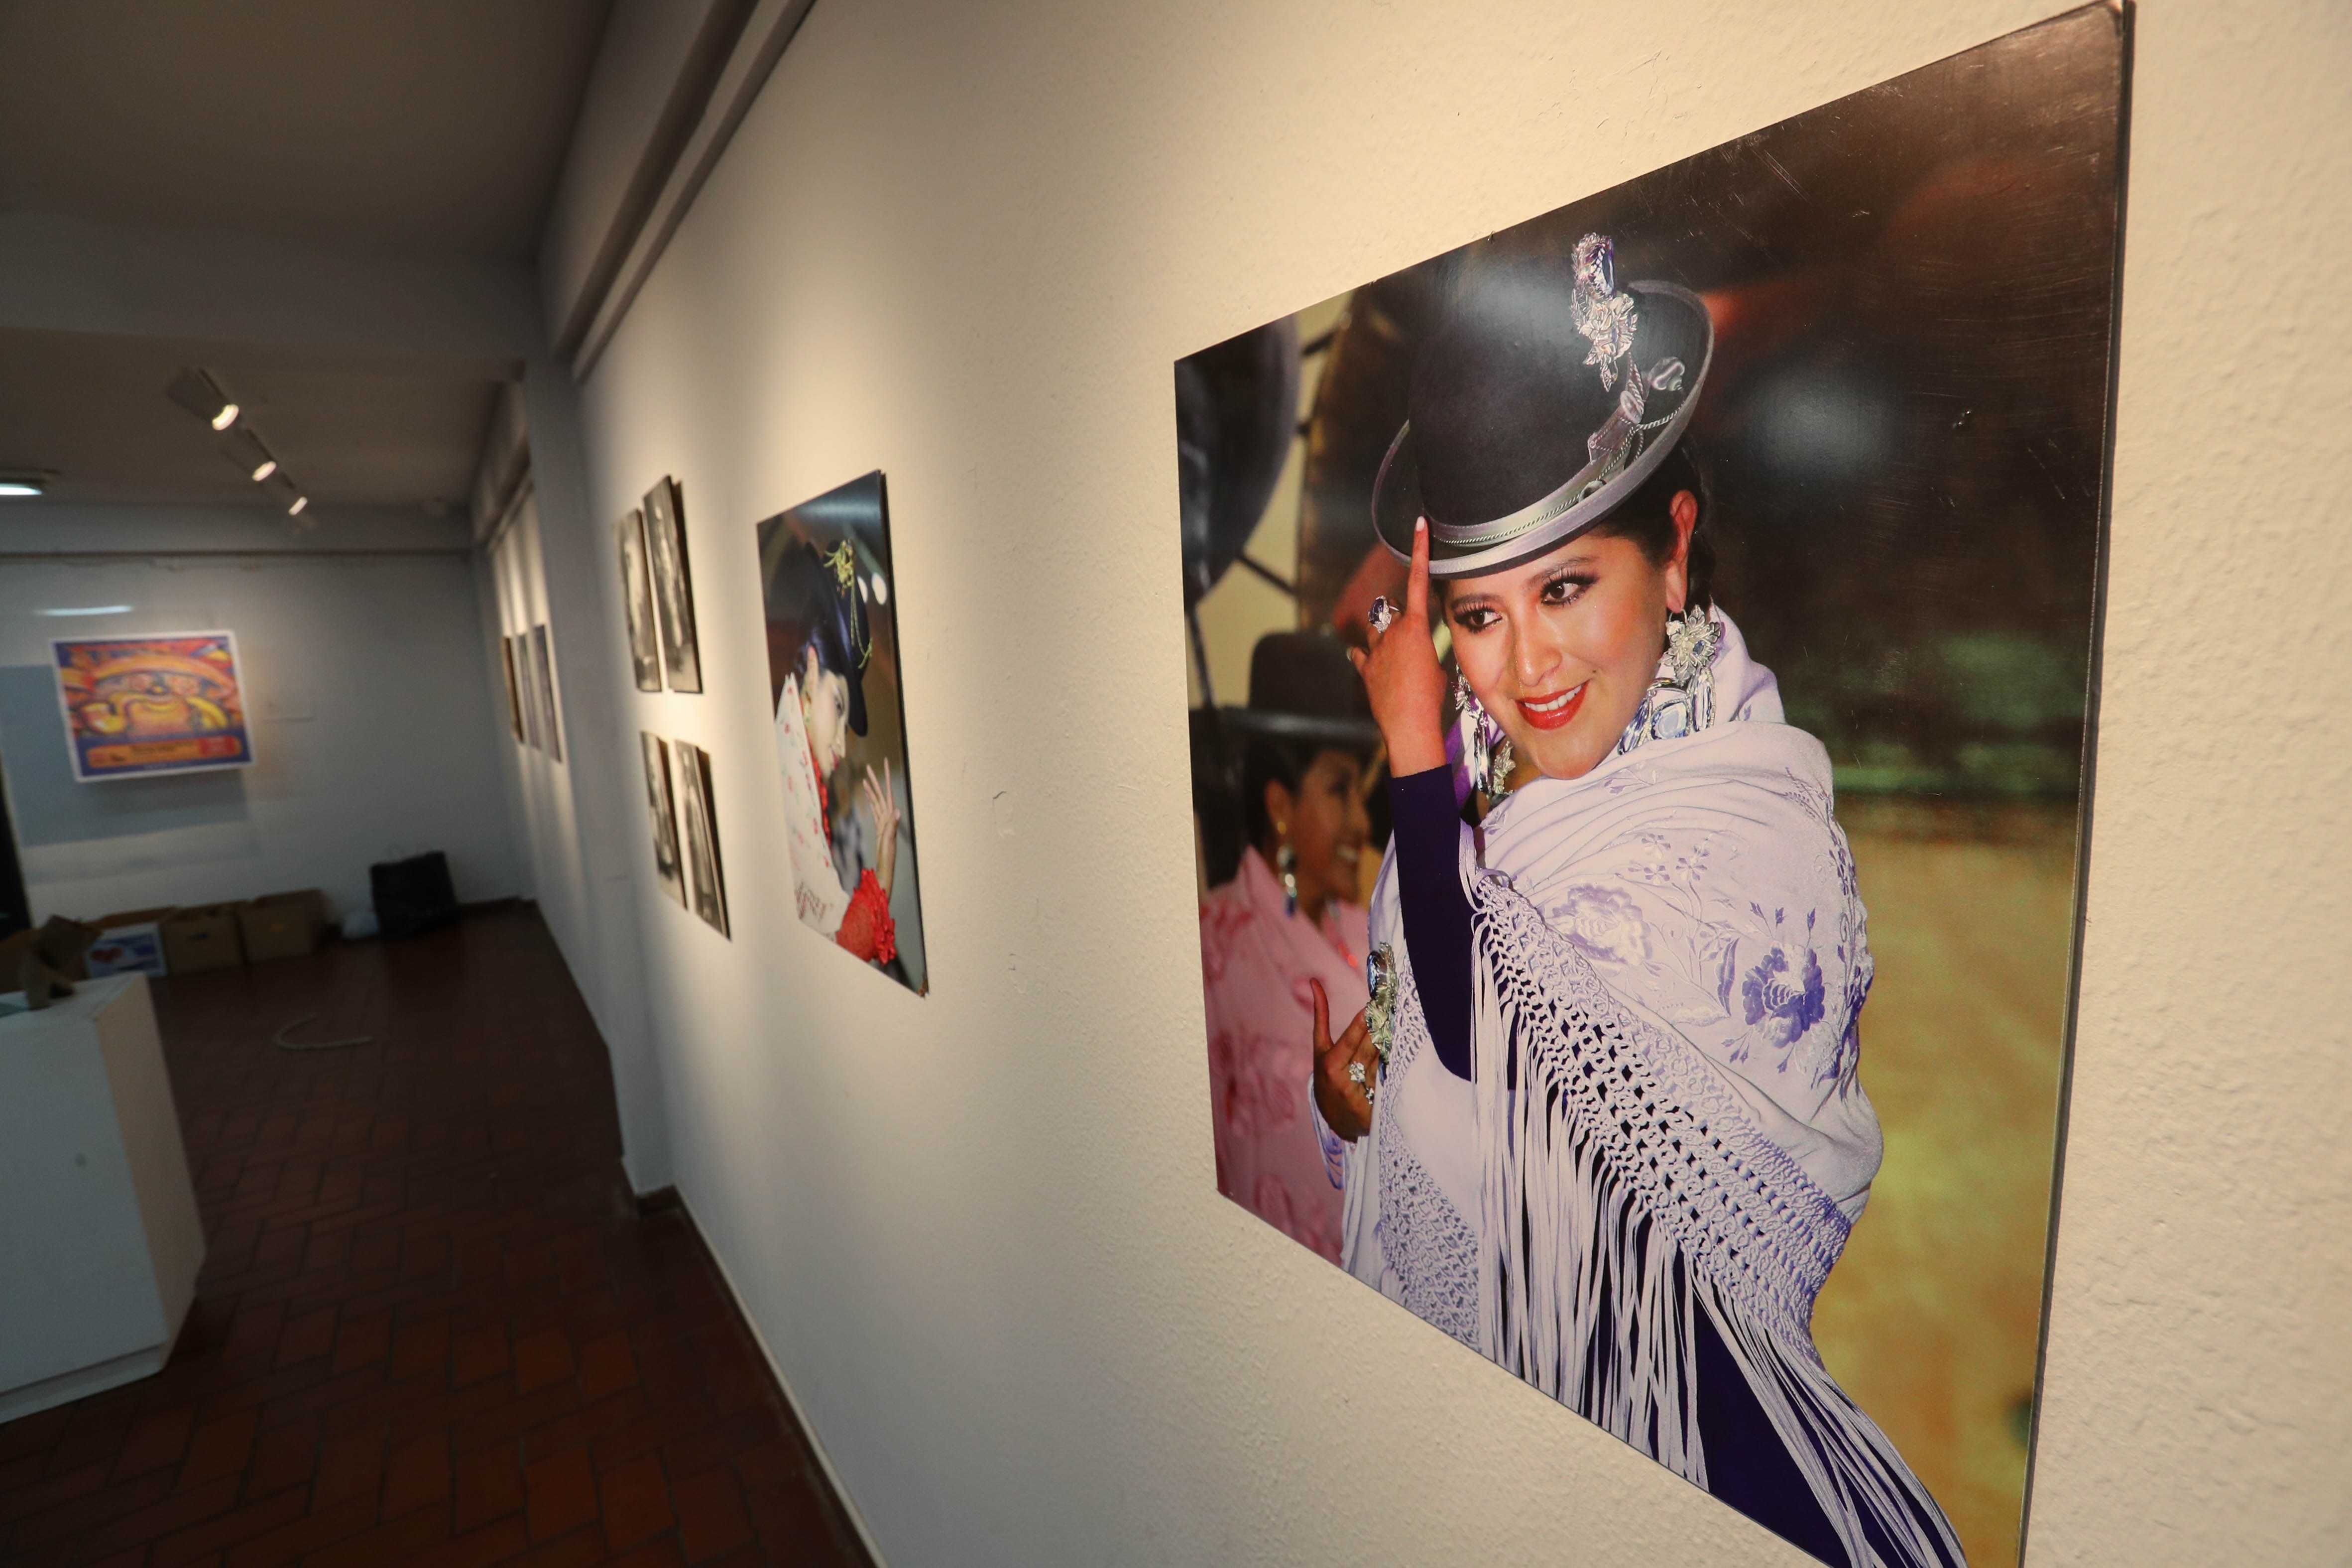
529;623;562;762
618;506;664;692
676;738;729;936
641;731;687;908
501;635;525;743
644;476;704;693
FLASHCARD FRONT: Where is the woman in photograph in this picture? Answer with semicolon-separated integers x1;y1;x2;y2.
1199;632;1380;1262
769;541;900;965
1311;239;1964;1568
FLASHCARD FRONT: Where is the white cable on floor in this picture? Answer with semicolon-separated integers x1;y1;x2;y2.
273;1015;374;1051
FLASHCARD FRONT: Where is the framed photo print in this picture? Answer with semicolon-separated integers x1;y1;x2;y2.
529;623;563;762
500;635;526;743
676;738;729;937
644;476;703;693
1174;7;2127;1565
618;506;664;692
641;731;687;908
753;471;929;994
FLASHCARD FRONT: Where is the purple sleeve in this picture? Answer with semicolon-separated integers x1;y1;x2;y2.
1389;765;1473;1081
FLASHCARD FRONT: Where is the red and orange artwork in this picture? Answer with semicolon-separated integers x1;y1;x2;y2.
52;632;256;782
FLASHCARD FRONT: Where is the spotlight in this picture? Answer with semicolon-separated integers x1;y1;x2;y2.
222;426;276;483
0;477;44;497
288;495;308;517
165;368;239;430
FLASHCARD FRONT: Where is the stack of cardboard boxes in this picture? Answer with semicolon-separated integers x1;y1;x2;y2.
2;890;336;985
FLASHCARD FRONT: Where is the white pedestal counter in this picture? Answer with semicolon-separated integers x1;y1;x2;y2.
0;974;207;1423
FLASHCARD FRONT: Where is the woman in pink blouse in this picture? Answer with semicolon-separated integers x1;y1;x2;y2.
1199;632;1380;1262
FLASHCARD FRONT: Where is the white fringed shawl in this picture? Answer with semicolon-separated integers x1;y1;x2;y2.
772;673;853;937
1340;609;1962;1568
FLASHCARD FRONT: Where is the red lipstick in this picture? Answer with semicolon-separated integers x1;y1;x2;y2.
1515;682;1588;731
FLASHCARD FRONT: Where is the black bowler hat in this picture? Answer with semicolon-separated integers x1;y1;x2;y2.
1224;631;1380;750
1372;235;1714;579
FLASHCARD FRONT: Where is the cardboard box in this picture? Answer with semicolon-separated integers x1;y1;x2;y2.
237;890;330;964
86;926;168;978
160;906;244;975
87;908;177;979
0;929;31;993
93;906;179;932
0;917;103;1002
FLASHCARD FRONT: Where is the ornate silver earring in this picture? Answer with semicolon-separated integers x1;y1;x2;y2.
1454;673;1515;798
1275;829;1298;916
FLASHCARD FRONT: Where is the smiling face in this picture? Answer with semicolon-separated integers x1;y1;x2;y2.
1442;491;1697;783
1264;748;1372;920
801;646;852;781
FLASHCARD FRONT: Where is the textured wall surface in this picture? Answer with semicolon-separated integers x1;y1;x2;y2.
560;1;2352;1563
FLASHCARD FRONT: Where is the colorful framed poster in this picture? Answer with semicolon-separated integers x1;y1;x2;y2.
641;731;687;908
1174;8;2126;1566
529;623;563;762
500;635;526;743
675;739;728;936
618;506;664;692
52;631;256;782
644;476;703;693
754;471;929;994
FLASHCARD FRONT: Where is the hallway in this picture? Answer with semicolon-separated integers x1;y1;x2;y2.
0;910;869;1568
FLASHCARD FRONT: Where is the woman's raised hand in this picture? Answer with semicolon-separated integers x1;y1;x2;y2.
1350;518;1449;776
1309;977;1378;1142
861;760;901;896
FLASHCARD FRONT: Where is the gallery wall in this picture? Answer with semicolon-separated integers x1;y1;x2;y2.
542;1;2352;1565
0;502;518;922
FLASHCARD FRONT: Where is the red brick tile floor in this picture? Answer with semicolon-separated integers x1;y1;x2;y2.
0;906;874;1568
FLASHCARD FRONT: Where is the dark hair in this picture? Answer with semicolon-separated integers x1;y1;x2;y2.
766;542;870;735
1240;734;1314;850
1586;441;1715;611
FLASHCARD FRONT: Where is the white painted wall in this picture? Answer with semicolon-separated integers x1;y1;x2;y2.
483;373;676;1197
539;1;2352;1564
0;503;518;921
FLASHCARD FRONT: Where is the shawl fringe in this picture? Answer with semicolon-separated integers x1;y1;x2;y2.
1469;861;1964;1568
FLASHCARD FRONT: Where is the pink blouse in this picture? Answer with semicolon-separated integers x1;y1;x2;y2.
1199;846;1368;1262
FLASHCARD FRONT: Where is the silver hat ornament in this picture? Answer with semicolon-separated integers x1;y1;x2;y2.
1371;234;1716;579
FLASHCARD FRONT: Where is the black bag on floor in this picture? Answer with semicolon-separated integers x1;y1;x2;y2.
370;851;459;940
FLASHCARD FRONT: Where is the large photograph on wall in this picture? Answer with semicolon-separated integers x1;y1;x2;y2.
52;631;255;782
1177;8;2126;1566
753;471;929;995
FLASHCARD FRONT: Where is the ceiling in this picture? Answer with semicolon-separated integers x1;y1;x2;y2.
0;0;613;261
0;0;614;513
0;328;511;508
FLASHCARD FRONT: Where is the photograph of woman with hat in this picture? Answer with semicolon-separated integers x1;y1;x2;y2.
758;472;925;991
1306;239;1964;1565
1198;630;1380;1261
1176;19;2122;1559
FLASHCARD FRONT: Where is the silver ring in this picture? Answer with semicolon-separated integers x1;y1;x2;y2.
1368;596;1398;634
1346;1060;1367;1086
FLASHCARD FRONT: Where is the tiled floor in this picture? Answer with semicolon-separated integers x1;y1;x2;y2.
0;907;873;1568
